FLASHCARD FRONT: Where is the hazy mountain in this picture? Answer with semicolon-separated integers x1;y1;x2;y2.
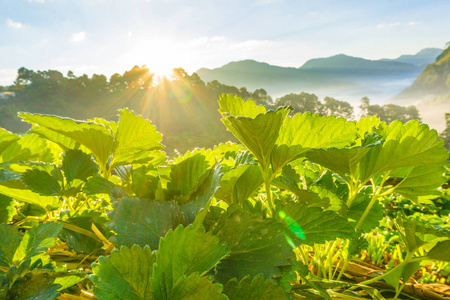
299;54;420;76
197;51;427;101
395;46;450;103
196;60;354;97
380;48;442;67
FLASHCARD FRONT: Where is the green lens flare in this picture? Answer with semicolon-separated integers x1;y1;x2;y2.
278;210;305;240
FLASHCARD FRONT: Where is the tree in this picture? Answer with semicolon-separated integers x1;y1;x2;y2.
322;97;353;119
123;65;154;90
360;97;421;123
275;92;323;114
109;73;127;92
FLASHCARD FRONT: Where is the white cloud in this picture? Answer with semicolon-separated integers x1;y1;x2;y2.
28;0;46;3
377;22;400;29
71;31;86;43
6;19;23;29
253;0;278;6
408;21;422;26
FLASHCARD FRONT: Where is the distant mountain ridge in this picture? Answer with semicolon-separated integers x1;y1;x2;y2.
196;48;441;101
395;45;450;102
380;48;443;67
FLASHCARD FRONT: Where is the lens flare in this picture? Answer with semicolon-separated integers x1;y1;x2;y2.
278;210;305;240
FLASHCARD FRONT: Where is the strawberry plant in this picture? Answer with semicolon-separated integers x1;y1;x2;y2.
0;96;449;299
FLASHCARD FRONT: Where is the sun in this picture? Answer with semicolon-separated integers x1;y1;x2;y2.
124;36;187;79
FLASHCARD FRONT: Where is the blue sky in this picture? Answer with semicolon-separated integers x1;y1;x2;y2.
1;0;449;85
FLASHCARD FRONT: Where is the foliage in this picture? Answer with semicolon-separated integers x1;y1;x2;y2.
0;95;448;299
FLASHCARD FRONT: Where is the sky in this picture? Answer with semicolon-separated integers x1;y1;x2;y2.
0;0;449;85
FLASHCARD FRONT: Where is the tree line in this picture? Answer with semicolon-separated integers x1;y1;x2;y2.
0;65;429;152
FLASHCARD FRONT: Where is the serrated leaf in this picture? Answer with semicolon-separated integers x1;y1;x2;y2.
0;185;56;210
21;169;61;196
271;113;356;173
107;198;184;249
0;134;54;164
0;195;14;224
219;95;290;167
91;245;155;300
347;187;383;232
392;166;446;201
13;222;63;264
218;94;266;118
170;273;226;300
151;225;229;299
19;113;114;170
216;164;263;205
62;149;99;183
428;240;450;262
213;209;292;283
0;128;20;154
110;109;164;169
223;275;287;300
166;153;210;202
29;125;79;151
280;201;355;246
5;270;61;300
0;224;21;269
359;120;449;183
306;146;372;182
179;166;223;224
83;174;115;195
131;166;160;199
60;210;110;253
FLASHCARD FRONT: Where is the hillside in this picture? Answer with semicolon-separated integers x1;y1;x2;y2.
394;45;450;103
196;60;353;97
299;54;420;75
196;51;427;101
380;48;442;67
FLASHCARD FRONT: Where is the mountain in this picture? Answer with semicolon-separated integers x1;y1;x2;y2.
196;52;426;101
299;54;420;75
395;45;450;102
380;48;442;67
196;60;354;97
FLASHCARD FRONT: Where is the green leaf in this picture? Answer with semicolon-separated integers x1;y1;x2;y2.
5;270;61;300
391;166;446;201
110;108;164;169
223;275;287;300
19;113;114;170
280;201;355;246
219;95;290;167
83;174;116;195
151;225;229;300
179;166;223;224
218;94;266;118
170;273;226;300
359;120;449;183
428;240;450;262
91;245;155;300
0;128;20;154
306;146;372;182
395;216;450;254
213;208;292;283
383;261;423;290
0;185;56;210
166;153;210;202
272;112;356;173
347;187;383;232
0;195;14;224
0;134;54;164
29;125;79;151
13;222;63;264
60;210;110;253
21;169;62;196
107;198;184;249
0;224;21;269
215;164;263;205
131;166;161;199
62;149;99;183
